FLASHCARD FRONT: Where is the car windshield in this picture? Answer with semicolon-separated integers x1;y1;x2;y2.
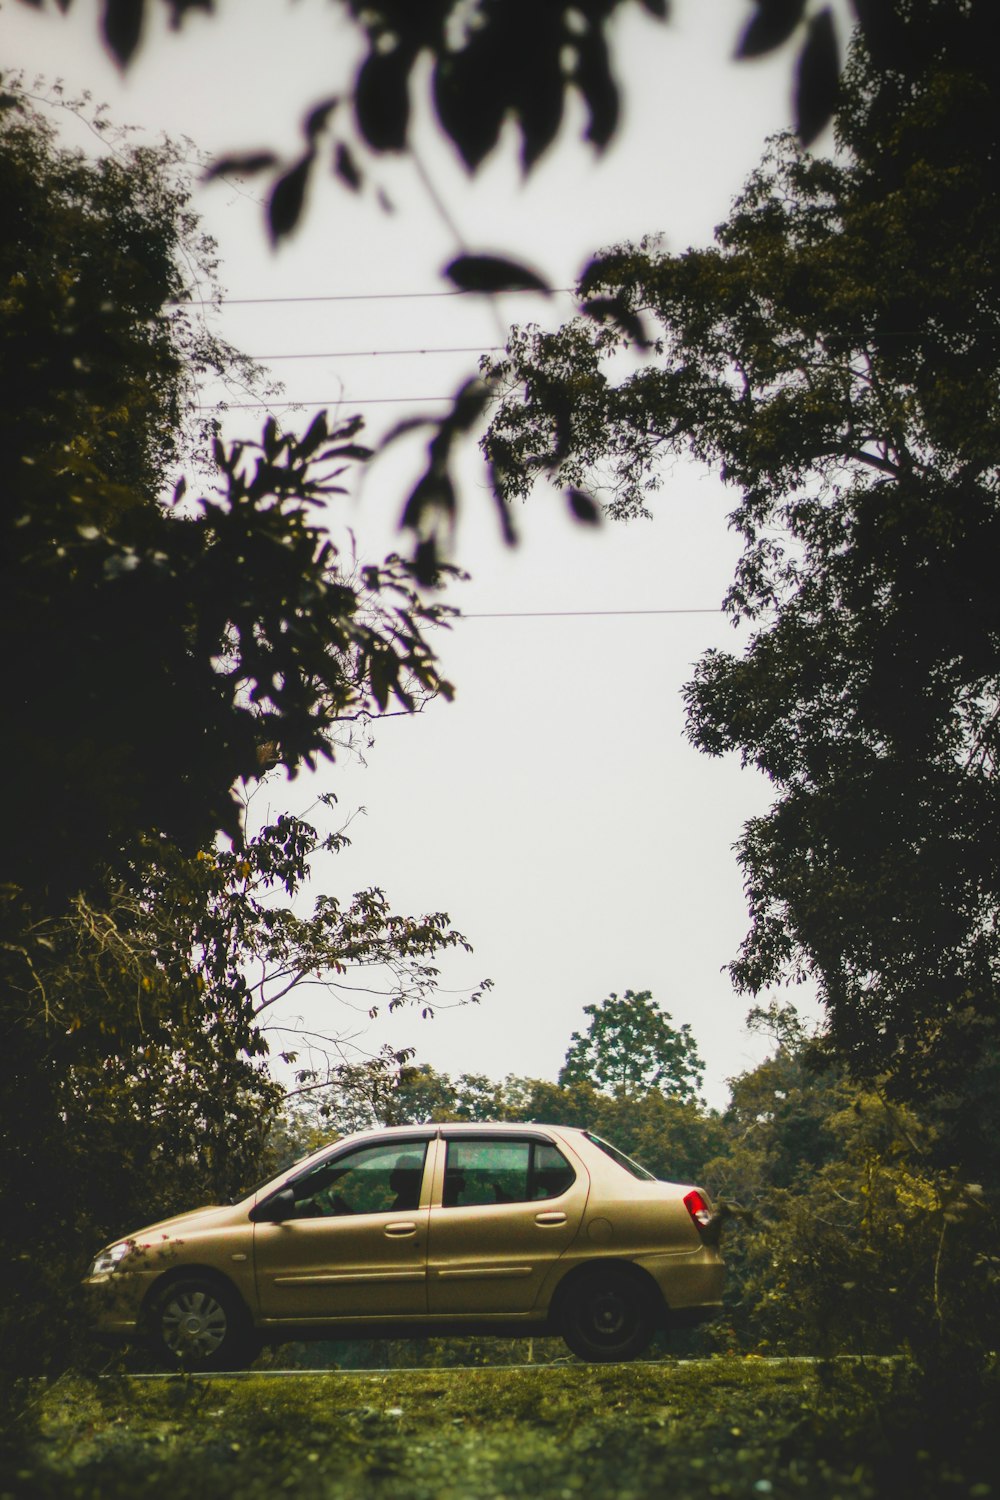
229;1169;289;1206
229;1144;342;1205
583;1131;656;1181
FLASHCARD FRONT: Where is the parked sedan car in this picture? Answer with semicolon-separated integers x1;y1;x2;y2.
84;1123;724;1367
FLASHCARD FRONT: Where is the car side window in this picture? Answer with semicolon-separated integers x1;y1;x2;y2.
288;1141;427;1219
442;1139;574;1208
530;1141;576;1200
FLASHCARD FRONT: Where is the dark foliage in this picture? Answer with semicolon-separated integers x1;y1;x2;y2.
0;91;471;1384
0;89;452;905
482;1;1000;1173
25;0;928;566
0;804;481;1379
40;1;917;211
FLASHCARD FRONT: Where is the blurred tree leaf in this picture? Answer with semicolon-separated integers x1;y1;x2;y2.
334;139;363;192
203;150;280;180
445;254;551;294
102;0;144;65
794;8;840;144
737;0;808;58
581;294;650;347
432;39;508;172
267;149;314;244
355;43;413;152
566;487;601;524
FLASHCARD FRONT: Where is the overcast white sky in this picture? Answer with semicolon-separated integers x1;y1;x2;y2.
4;0;832;1107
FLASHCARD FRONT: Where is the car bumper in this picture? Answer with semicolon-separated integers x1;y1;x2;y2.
82;1271;149;1337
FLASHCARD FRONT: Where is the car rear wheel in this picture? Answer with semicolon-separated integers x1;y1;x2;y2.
149;1277;257;1371
559;1268;657;1363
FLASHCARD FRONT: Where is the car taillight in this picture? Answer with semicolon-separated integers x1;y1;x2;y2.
683;1189;713;1231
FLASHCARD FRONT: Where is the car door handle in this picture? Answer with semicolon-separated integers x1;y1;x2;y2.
535;1211;567;1226
384;1221;418;1237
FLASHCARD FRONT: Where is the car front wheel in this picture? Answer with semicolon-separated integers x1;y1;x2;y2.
559;1269;657;1363
148;1277;257;1371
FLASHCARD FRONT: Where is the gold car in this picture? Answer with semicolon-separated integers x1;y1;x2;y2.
84;1123;723;1367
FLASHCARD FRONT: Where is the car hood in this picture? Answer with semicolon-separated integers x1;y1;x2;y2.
118;1200;251;1246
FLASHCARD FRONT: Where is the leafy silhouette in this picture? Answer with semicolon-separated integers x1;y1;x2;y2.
575;29;620;148
204;151;280;182
267;151;314;245
581;296;650;348
334;141;362;192
795;9;840;144
433;38;507;171
445;254;551;295
566;487;600;524
355;44;413;152
737;0;808;58
101;0;144;66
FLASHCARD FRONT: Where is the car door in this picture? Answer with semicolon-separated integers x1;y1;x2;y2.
253;1138;431;1323
426;1132;589;1316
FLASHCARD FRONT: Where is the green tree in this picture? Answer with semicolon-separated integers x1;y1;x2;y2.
282;1054;723;1187
0;84;451;905
484;2;1000;1172
558;989;704;1103
0;91;473;1381
702;1016;999;1359
1;802;481;1375
286;1061;517;1140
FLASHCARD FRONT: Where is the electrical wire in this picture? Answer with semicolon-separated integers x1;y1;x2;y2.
178;287;572;306
251;346;504;360
195;396;456;408
459;608;723;618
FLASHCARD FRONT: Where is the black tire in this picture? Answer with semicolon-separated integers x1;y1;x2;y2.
558;1268;657;1363
148;1276;257;1372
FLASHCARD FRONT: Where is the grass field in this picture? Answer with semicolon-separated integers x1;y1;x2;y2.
5;1356;996;1499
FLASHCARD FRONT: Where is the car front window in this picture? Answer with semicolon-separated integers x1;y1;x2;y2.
286;1140;429;1218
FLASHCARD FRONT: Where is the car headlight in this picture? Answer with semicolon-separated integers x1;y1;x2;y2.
89;1242;131;1276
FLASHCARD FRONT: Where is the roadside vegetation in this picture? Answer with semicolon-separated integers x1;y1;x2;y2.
12;1358;999;1500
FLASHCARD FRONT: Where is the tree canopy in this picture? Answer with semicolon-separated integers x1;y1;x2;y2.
43;0;861;190
22;0;932;565
0;86;452;903
482;0;1000;1165
2;795;483;1373
0;89;478;1378
558;988;704;1103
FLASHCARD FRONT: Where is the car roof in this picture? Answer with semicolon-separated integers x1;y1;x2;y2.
336;1121;586;1141
281;1120;587;1176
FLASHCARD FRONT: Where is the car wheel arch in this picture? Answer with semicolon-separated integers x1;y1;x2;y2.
139;1263;250;1324
549;1257;666;1325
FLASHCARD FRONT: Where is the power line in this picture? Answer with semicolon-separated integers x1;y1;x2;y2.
251;346;503;361
196;396;454;409
460;608;723;619
178;288;931;343
180;287;571;307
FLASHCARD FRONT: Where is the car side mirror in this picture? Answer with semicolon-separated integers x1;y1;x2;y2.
249;1187;297;1223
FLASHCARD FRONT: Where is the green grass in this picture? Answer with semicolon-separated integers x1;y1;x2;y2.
6;1357;997;1499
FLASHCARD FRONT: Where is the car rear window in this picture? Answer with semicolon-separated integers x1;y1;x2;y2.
583;1132;656;1180
442;1138;575;1207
